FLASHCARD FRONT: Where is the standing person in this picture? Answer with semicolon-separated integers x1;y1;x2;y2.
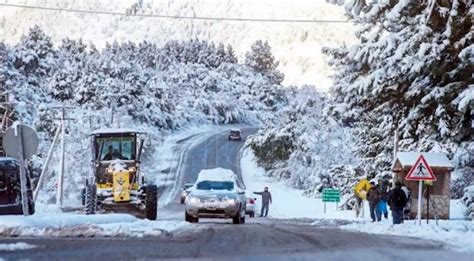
378;178;390;219
401;184;412;220
354;177;372;218
254;187;272;217
388;181;408;224
367;181;382;222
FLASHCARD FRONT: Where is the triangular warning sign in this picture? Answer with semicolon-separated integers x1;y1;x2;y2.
406;154;436;181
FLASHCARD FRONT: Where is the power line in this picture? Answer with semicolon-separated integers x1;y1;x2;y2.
0;3;350;24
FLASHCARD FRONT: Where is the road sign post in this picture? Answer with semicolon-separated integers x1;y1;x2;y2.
405;154;436;225
322;188;341;214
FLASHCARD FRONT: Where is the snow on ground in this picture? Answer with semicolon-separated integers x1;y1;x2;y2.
0;213;191;238
340;219;474;253
338;200;474;253
241;148;474;253
0;242;39;251
241;148;360;220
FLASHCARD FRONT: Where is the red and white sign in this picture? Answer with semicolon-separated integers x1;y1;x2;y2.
406;155;436;181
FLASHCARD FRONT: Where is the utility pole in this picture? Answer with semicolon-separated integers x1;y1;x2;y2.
0;93;14;132
106;94;121;127
52;106;74;207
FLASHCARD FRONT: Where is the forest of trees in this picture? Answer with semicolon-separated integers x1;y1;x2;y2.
0;27;287;204
248;0;473;214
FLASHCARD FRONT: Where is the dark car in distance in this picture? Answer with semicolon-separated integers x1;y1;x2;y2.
228;129;242;141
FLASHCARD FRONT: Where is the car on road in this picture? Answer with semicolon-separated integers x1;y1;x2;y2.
0;157;35;215
246;197;256;218
228;129;242;141
180;183;194;204
185;168;246;224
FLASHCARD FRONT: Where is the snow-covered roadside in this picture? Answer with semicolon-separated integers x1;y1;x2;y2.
338;200;473;253
340;219;474;253
0;242;39;251
241;148;474;253
240;148;361;220
0;213;191;238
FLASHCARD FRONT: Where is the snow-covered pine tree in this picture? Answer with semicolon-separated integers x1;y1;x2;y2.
245;40;284;84
248;86;356;195
325;1;473;184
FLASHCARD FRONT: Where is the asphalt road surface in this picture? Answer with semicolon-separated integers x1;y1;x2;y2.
1;127;471;260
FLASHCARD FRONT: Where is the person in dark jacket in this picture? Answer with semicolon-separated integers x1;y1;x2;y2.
388;181;408;224
367;181;382;222
254;187;272;217
378;178;390;219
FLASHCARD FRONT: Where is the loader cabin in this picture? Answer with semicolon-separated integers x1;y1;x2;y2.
91;128;143;162
392;152;453;219
90;128;144;184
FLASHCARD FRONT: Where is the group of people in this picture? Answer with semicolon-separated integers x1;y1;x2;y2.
358;178;411;224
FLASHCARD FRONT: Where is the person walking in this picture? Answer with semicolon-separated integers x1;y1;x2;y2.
388;181;408;224
254;187;272;217
367;181;382;222
378;178;390;219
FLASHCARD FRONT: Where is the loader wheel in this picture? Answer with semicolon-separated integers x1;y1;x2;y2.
85;184;97;215
145;185;158;220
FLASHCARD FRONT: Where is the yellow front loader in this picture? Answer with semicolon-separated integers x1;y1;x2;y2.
83;129;157;220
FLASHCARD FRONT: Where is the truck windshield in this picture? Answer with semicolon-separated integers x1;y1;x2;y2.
98;137;134;161
196;181;234;191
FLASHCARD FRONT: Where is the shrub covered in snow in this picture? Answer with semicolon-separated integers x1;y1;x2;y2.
461;185;474;220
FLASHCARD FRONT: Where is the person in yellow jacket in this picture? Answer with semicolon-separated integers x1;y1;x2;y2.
354;178;372;218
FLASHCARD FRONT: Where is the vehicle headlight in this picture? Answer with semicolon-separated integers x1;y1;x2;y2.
227;198;238;205
188;197;200;205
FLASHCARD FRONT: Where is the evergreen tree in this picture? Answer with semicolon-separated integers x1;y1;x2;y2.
325;0;473;181
245;40;284;84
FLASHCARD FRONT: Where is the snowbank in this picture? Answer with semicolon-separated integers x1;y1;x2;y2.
0;213;137;228
340;220;474;253
0;242;39;251
0;214;191;238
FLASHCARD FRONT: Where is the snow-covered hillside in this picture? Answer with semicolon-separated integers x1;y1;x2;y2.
0;0;355;89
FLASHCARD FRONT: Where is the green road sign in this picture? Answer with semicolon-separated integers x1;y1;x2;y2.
322;188;340;202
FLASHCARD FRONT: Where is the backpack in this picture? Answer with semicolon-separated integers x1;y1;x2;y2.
391;189;407;208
